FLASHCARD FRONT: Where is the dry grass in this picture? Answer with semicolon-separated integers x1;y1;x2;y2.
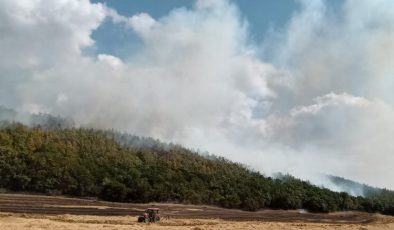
0;212;393;230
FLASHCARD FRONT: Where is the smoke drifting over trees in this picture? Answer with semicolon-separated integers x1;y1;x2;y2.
1;0;394;190
0;123;393;214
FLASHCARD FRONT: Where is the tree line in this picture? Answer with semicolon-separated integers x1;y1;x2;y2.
0;123;393;214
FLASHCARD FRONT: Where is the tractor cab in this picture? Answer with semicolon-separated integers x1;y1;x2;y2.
138;208;161;223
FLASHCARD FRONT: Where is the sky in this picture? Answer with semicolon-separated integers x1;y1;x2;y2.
1;0;394;192
89;0;298;58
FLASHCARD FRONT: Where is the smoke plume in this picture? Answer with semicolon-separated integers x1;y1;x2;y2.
1;0;394;190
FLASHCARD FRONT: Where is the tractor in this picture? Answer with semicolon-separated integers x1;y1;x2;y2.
137;208;161;223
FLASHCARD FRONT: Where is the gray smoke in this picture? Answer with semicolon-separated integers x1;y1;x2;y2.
0;0;394;191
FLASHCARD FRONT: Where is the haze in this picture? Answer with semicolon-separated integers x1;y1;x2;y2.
0;0;393;190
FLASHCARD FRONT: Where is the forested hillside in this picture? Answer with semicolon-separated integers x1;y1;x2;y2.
0;123;393;214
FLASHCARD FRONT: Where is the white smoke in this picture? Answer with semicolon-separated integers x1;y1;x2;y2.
260;0;394;189
0;0;394;190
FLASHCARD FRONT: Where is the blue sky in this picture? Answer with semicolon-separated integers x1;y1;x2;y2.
4;0;394;188
91;0;298;58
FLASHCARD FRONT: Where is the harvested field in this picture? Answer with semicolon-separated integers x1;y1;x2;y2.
0;193;393;230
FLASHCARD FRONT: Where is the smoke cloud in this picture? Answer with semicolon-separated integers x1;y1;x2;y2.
1;0;394;190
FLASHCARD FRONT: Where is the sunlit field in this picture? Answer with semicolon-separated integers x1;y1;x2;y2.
1;212;394;230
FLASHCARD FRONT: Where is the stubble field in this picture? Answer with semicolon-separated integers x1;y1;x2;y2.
0;193;393;230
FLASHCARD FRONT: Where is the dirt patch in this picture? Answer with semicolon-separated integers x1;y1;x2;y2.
0;194;392;227
0;213;393;230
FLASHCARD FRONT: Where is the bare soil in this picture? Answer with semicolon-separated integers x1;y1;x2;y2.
0;193;375;223
0;193;393;229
